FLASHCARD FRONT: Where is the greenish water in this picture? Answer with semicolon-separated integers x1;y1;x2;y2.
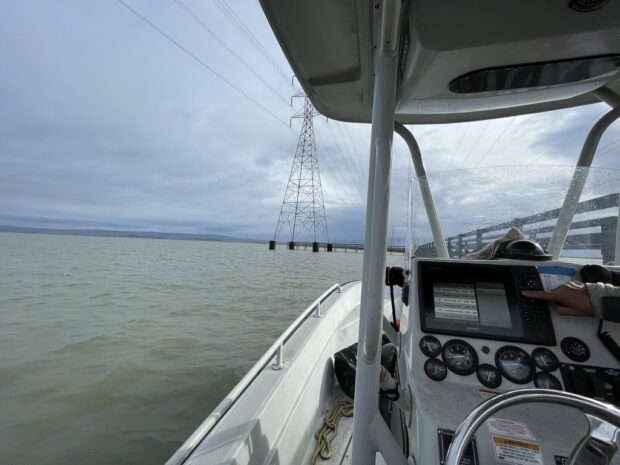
0;232;403;464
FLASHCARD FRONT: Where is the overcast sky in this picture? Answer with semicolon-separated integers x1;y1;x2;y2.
1;0;619;243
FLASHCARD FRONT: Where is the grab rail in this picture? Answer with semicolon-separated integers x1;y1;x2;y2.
165;282;346;465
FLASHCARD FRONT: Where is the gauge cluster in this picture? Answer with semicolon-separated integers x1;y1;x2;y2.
421;336;565;390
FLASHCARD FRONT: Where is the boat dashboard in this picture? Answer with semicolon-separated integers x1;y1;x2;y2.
402;257;620;465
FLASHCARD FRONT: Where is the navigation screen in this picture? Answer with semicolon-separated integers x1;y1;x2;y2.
476;282;512;328
433;282;512;328
433;283;478;322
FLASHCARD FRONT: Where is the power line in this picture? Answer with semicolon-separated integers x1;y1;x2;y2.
174;0;289;105
597;137;620;153
324;122;368;200
313;129;366;225
459;121;490;169
595;138;620;159
473;116;516;168
315;152;367;223
209;0;290;81
115;0;290;128
445;123;470;172
334;123;368;189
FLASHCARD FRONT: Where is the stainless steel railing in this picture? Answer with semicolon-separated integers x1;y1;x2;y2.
165;282;347;465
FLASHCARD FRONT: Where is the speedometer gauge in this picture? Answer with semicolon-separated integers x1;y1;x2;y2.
442;339;478;376
495;346;534;384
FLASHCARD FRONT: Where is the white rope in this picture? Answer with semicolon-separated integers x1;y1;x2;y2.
311;400;354;465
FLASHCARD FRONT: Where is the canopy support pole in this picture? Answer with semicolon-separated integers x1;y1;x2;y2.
352;1;406;465
395;123;449;258
547;87;620;259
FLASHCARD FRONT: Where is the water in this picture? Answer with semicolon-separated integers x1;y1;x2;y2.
0;232;404;464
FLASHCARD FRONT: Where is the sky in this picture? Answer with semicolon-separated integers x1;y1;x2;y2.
1;0;619;244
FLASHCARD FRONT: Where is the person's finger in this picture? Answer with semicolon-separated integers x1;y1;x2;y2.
521;290;557;301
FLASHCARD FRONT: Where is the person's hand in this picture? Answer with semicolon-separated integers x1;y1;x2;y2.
521;281;593;317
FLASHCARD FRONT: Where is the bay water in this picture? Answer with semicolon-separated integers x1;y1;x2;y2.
0;232;403;464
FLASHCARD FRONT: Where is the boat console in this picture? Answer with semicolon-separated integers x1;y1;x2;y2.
403;258;620;465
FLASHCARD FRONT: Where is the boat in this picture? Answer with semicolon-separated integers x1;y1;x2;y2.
166;1;620;464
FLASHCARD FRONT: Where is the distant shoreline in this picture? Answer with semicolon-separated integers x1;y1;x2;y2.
0;225;266;244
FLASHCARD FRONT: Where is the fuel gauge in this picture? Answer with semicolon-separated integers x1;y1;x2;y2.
534;372;562;390
420;335;442;358
532;348;559;372
424;358;448;382
476;364;502;388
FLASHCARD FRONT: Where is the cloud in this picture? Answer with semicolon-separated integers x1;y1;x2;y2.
1;0;619;244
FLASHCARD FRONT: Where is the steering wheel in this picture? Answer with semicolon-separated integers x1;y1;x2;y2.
445;389;620;465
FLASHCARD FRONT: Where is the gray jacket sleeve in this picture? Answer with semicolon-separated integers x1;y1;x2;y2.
586;283;620;319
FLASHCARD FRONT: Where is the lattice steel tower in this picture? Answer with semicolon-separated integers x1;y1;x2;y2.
272;93;329;248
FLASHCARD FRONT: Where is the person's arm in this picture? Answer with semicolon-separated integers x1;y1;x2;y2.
585;283;620;320
521;281;620;319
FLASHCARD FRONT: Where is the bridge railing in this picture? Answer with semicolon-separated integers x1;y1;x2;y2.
415;193;619;264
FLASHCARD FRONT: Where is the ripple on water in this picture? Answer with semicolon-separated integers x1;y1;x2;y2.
0;234;395;465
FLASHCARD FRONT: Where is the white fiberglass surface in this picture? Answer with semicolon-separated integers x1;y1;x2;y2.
409;165;619;263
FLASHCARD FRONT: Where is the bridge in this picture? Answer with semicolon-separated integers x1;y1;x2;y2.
415;193;619;264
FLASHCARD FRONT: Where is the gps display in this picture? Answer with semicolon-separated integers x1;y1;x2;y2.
433;282;512;328
419;261;555;345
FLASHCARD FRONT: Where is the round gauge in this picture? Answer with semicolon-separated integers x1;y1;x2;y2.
495;346;535;384
476;364;502;389
534;372;562;390
532;348;559;372
561;337;590;362
442;339;478;376
424;358;447;381
420;335;442;358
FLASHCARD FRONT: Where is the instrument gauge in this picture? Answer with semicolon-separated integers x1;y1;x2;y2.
561;337;590;363
495;346;534;384
532;348;559;372
442;339;478;376
476;364;502;389
424;358;447;381
420;335;442;358
534;372;562;390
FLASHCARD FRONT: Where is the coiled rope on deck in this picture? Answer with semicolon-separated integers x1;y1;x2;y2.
311;400;354;465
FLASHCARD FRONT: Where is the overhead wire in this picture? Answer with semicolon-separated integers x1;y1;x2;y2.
209;0;290;81
334;123;368;190
444;123;470;173
114;0;291;129
313;128;366;226
473;116;516;168
173;0;290;105
458;120;491;169
324;123;368;200
597;137;620;154
206;0;364;231
594;139;620;161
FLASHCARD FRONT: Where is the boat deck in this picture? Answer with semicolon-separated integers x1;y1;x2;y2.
318;402;387;465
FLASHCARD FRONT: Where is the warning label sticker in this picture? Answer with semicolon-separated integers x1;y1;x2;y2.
486;417;535;440
493;436;544;465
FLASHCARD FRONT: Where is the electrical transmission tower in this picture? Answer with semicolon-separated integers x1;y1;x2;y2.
271;92;329;250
